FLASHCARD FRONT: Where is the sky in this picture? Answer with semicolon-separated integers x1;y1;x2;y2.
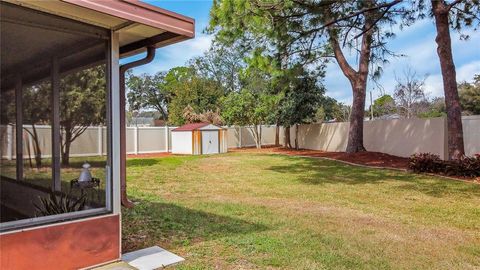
130;0;480;105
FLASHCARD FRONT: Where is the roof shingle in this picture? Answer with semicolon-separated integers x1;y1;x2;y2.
172;122;211;131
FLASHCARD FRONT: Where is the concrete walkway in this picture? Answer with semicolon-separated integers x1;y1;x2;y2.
93;246;184;270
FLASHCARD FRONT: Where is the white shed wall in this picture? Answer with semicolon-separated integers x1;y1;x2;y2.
171;131;193;154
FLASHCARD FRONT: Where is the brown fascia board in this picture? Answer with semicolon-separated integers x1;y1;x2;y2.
119;32;189;57
61;0;195;38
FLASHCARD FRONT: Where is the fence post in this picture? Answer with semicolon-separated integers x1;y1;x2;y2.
7;125;13;160
97;126;103;156
238;126;242;148
443;117;448;160
133;126;139;155
165;124;169;152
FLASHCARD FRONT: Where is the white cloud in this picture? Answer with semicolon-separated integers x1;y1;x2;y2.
130;34;213;75
424;60;480;97
456;61;480;83
423;74;444;97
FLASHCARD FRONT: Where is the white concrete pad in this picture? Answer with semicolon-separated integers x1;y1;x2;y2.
122;246;184;270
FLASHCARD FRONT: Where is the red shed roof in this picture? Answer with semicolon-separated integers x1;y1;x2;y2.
172;122;211;131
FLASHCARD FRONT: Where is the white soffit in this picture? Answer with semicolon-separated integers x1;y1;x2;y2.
3;0;126;29
4;0;170;50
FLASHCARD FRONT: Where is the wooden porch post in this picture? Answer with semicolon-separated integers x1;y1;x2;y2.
15;76;23;181
51;56;61;191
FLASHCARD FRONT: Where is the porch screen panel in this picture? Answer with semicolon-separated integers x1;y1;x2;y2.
0;2;111;230
0;89;16;181
59;46;108;208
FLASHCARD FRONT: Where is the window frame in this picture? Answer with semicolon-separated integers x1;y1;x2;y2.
0;8;114;232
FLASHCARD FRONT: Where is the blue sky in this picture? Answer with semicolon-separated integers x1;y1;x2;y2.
131;0;480;105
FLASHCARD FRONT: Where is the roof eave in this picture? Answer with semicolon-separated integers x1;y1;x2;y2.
61;0;195;38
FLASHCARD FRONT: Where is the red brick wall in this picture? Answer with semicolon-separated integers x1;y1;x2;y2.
0;214;120;270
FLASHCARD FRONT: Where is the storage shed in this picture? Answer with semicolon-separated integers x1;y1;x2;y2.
171;123;227;155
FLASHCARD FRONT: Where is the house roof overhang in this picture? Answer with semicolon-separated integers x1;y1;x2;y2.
3;0;195;57
1;0;195;90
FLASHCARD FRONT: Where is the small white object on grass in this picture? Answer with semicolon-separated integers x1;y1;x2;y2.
122;246;185;270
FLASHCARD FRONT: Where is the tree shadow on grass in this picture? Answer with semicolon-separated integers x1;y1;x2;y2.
127;159;160;167
122;200;268;252
67;159;107;168
267;156;480;198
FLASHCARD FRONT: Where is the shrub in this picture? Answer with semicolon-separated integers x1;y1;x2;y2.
445;155;480;178
409;153;444;173
34;192;86;216
409;153;480;178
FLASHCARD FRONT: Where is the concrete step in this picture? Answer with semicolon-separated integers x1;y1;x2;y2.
122;246;185;270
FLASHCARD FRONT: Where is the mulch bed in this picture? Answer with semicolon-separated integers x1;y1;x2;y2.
232;147;480;184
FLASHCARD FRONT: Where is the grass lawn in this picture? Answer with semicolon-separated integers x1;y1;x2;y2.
123;152;480;270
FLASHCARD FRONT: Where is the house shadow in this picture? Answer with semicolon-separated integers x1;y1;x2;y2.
67;159;107;168
122;200;268;252
267;156;480;198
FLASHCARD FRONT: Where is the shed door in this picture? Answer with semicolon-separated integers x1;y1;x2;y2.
202;131;219;154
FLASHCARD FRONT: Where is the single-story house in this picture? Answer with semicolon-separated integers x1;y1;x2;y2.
0;1;194;269
171;123;228;155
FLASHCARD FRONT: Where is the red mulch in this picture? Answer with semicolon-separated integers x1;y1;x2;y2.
231;147;410;170
231;147;480;183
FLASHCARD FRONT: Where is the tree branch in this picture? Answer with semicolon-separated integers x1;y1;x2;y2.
447;0;465;10
328;28;357;81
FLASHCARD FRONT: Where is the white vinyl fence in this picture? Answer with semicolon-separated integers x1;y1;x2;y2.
0;125;280;159
1;115;479;160
295;115;480;160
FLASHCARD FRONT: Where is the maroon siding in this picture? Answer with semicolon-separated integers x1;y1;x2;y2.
0;214;120;270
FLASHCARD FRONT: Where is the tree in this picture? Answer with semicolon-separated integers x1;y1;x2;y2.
189;43;245;93
23;82;51;168
209;0;326;147
221;69;279;149
60;65;106;166
458;74;480;115
315;97;352;122
393;67;428;118
403;0;479;159
317;0;399;152
276;67;326;149
126;71;170;121
418;97;447;118
182;105;223;125
431;0;469;159
212;0;400;152
371;94;396;118
163;67;224;126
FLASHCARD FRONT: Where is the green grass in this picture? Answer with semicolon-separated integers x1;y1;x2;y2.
1;156;107;204
122;152;480;270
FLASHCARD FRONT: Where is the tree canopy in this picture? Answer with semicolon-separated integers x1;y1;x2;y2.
59;65;106;166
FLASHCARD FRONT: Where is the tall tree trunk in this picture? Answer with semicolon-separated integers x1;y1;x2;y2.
61;130;72;166
327;2;374;153
329;33;370;152
275;124;280;146
251;125;262;149
432;1;465;160
259;125;262;149
284;126;291;148
346;81;367;152
30;125;42;168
